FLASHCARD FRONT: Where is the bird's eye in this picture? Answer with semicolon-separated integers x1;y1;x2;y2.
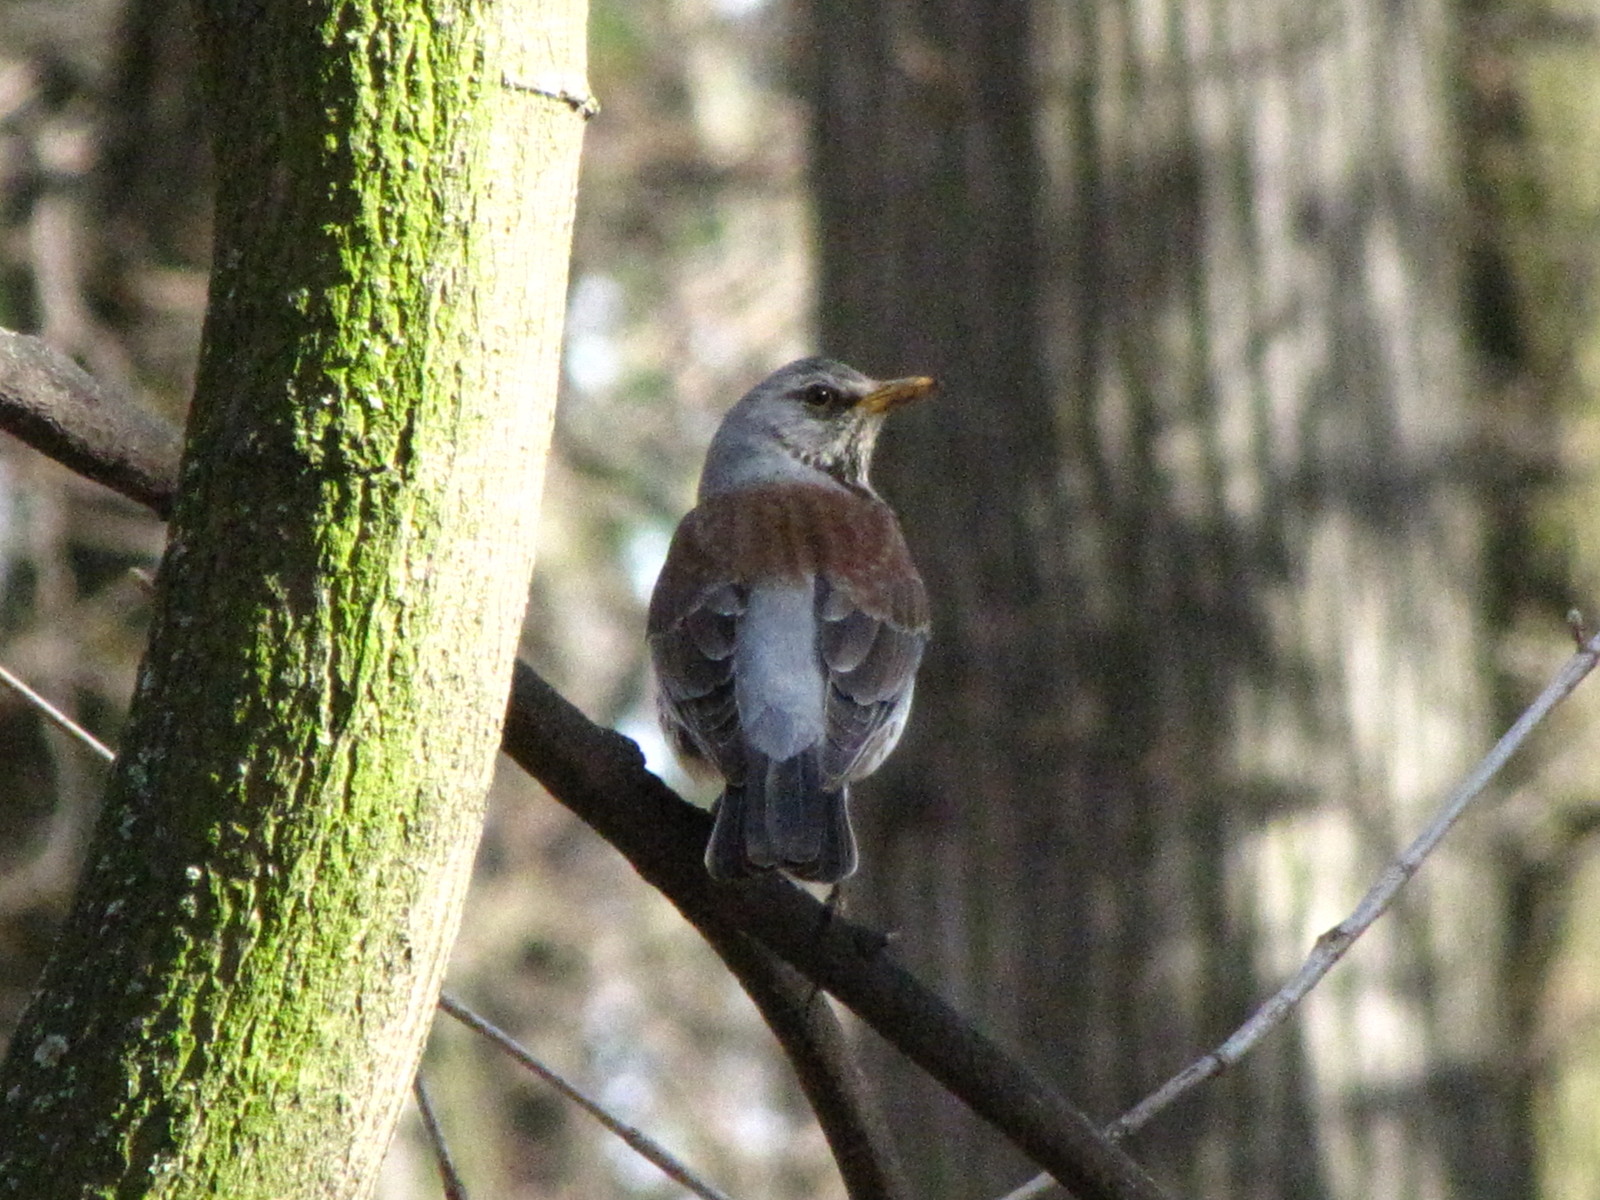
801;383;844;410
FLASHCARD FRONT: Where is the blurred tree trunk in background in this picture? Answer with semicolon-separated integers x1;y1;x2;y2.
811;1;1525;1196
1461;6;1600;1198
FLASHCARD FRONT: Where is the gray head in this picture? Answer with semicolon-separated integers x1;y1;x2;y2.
698;357;937;499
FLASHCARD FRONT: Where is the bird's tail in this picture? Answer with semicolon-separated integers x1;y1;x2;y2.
706;751;857;883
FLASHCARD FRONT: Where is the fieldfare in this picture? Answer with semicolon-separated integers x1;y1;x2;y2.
648;357;933;883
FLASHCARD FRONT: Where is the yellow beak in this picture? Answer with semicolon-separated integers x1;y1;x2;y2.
859;375;938;415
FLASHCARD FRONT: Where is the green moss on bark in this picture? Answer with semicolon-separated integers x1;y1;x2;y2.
0;3;587;1196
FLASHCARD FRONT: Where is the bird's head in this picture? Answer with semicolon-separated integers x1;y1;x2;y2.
699;357;937;497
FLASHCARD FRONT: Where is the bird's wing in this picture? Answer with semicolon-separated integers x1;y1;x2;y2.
648;533;746;780
816;549;928;786
648;483;928;786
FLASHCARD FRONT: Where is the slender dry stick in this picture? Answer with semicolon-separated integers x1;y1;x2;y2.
413;1076;468;1200
439;993;736;1200
994;1171;1059;1200
992;623;1600;1200
0;662;115;763
1105;625;1600;1141
692;925;909;1200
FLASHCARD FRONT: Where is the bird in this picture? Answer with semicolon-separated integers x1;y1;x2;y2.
647;357;934;883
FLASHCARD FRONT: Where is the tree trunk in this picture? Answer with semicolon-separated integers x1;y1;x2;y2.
0;3;586;1196
1461;8;1600;1198
811;1;1516;1197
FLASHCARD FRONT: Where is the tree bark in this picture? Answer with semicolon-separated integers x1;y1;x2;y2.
810;1;1513;1197
1460;7;1600;1197
0;3;586;1196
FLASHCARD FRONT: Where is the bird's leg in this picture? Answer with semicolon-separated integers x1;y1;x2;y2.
817;882;901;960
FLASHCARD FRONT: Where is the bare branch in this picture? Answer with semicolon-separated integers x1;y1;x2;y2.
501;663;1170;1200
500;72;600;119
0;321;1170;1200
995;1172;1061;1200
413;1076;469;1200
440;994;733;1200
0;663;112;919
692;921;910;1200
0;328;181;517
0;661;116;763
1107;628;1600;1140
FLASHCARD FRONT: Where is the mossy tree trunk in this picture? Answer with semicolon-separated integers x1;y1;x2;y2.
0;3;587;1197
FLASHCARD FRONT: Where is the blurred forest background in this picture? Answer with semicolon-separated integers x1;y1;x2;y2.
1;1;1599;1198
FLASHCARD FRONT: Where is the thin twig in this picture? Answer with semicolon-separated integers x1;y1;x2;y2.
438;993;735;1200
0;661;116;762
694;925;910;1200
995;1172;1059;1200
500;72;600;119
413;1075;469;1200
1106;627;1600;1140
